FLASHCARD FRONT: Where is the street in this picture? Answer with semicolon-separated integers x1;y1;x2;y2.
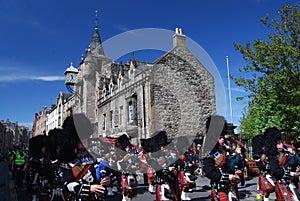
1;160;277;201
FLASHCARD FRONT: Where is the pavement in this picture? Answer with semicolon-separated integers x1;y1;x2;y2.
2;159;278;201
0;160;13;201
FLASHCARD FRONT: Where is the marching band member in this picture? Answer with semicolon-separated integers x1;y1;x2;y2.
203;115;241;201
264;127;300;201
177;137;198;201
45;128;65;201
27;135;48;201
59;114;110;201
120;145;139;201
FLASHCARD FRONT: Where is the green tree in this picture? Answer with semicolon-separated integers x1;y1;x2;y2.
233;4;300;137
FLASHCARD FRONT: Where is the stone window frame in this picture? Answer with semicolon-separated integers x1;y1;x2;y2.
102;113;106;130
127;93;137;125
109;110;113;128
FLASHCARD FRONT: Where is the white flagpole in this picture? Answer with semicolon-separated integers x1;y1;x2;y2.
226;56;233;123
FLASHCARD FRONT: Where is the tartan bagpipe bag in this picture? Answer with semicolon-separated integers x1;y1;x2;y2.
258;174;275;192
213;151;226;170
71;162;92;182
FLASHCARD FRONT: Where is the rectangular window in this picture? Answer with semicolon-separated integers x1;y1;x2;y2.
110;111;113;128
119;106;123;126
102;114;106;130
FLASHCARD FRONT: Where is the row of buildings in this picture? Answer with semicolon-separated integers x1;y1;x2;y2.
0;119;31;154
33;21;218;146
33;92;73;136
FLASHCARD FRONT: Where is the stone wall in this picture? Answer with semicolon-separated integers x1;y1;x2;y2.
150;48;216;139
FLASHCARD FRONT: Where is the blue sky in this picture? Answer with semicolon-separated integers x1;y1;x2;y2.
0;0;297;130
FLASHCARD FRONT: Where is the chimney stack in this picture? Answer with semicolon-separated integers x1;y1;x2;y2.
173;27;186;48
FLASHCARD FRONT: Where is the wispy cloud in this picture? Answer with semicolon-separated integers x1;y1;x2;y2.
0;75;65;82
0;62;65;82
32;76;65;81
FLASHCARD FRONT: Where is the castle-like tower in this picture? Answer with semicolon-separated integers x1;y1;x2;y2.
73;22;112;127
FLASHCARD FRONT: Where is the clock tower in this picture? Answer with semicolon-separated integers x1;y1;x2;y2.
64;62;79;86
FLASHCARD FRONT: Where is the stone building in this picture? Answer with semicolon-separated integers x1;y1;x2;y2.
71;25;216;144
0;119;29;153
33;92;73;136
46;92;72;133
35;106;48;136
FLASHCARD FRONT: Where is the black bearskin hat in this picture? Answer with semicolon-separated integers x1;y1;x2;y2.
252;133;265;160
62;113;93;147
47;128;63;160
60;113;93;163
29;134;48;159
264;127;282;157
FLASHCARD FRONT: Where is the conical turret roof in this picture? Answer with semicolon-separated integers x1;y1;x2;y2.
89;25;104;55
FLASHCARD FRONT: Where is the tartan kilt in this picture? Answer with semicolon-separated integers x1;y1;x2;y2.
275;182;293;201
210;190;228;201
210;190;218;201
218;191;229;201
258;174;275;193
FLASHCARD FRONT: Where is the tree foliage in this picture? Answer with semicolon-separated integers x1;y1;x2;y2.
233;4;300;137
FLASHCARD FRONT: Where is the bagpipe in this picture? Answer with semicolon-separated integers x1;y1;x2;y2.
210;178;240;201
258;146;300;201
209;168;240;201
273;166;300;201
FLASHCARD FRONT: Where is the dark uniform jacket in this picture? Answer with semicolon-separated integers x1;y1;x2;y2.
203;144;233;184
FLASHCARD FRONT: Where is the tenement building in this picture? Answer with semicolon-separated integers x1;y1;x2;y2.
69;24;216;145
